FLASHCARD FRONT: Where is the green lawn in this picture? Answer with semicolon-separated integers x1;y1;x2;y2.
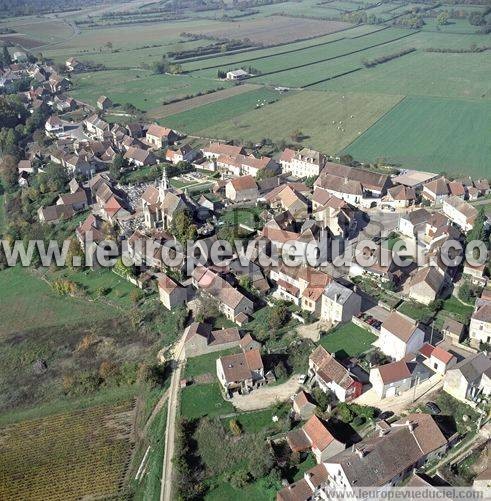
344;96;491;176
0;267;118;337
162;88;281;134
293;453;316;481
70;70;231;111
201;90;402;154
319;322;376;358
48;268;137;308
234;407;277;433
184;348;239;379
219;206;264;229
205;477;279;501
180;383;234;419
0;194;5;235
397;300;434;324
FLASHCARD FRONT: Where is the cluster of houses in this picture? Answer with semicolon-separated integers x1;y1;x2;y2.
4;49;490;497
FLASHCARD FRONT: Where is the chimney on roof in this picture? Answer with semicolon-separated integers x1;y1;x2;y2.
335;293;339;302
406;420;414;432
355;447;365;459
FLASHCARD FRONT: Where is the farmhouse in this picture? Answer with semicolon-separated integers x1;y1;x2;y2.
370;359;417;398
97;95;112;111
216;349;265;395
443;353;491;404
442;196;477;233
320;281;361;324
378;312;425;361
201;142;245;160
312;188;353;237
469;296;491;348
308;346;362;402
280;148;326;178
45;115;64;135
422;177;452;204
165;144;197;164
382;184;416;209
264;184;309;220
146;124;178;148
407;266;445;305
183;322;241;357
419;343;456;374
124;147;156;167
286;415;345;463
157;273;187;311
66;57;83;72
323;414;449;489
192;266;254;323
225;175;259;202
315;162;390;206
292;391;317;420
84;114;110;140
226;69;249;80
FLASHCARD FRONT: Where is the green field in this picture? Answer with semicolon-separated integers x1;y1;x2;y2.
163;88;282;133
321;50;491;99
70;70;231;111
319;322;377;358
180;383;234;419
343;96;491;176
0;267;117;337
200;90;402;153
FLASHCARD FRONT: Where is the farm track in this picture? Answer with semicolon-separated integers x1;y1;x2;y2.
186;25;390;73
246;29;420;81
146;84;260;119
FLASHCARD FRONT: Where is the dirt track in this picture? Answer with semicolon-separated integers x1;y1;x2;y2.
146;84;260;120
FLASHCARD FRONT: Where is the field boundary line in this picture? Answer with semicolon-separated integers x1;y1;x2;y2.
338;95;408;153
246;29;420;80
187;35;349;73
185;25;388;72
301;67;363;88
174;23;372;65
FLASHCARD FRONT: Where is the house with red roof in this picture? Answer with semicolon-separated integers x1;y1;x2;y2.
308;346;362;402
419;343;457;374
370;358;418;398
286;415;345;463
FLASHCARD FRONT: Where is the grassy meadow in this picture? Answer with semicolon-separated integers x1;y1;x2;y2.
343;96;491;176
200;90;403;152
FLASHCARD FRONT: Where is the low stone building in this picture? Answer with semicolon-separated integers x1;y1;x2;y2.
183;322;241;358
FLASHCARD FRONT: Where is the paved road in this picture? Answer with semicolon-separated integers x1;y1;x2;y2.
160;334;187;501
355;373;444;415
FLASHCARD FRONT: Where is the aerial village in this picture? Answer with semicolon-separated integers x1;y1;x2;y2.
2;53;490;499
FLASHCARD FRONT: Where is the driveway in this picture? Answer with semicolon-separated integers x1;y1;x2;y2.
354;373;444;415
231;376;301;411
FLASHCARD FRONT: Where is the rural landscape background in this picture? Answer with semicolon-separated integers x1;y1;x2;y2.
0;0;490;499
1;0;489;174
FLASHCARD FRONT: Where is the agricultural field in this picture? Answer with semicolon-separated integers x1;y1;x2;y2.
0;401;134;500
343;96;491;176
187;16;352;45
162;87;284;133
147;83;261;119
320;49;491;99
199;90;403;153
69;69;231;111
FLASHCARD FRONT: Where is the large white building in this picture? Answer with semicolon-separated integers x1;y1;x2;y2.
378;312;425;361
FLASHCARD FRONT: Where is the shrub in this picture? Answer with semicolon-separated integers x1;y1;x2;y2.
352;416;365;427
229;418;242;436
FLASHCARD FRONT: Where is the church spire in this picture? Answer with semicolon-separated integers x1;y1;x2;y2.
159;164;168;201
